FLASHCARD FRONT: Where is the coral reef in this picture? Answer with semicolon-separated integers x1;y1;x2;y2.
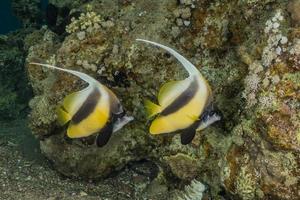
25;0;299;199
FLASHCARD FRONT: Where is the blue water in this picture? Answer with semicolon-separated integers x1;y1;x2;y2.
41;0;49;11
0;0;22;34
0;0;49;34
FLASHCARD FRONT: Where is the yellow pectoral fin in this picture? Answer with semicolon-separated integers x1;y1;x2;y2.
144;99;162;118
56;106;71;125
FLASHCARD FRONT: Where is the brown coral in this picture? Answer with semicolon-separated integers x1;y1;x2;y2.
288;0;300;27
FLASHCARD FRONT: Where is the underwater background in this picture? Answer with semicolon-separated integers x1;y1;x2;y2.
0;1;21;34
0;0;299;199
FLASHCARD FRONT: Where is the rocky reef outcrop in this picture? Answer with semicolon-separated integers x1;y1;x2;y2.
26;0;299;199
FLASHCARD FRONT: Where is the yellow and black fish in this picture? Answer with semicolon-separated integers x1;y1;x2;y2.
136;39;220;145
30;62;133;147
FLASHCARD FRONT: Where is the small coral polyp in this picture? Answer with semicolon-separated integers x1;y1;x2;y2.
66;11;101;34
235;166;257;200
262;10;288;67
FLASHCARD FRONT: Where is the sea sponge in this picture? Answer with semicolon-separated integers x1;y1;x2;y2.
164;153;200;180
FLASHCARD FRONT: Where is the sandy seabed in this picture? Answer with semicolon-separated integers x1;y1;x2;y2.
0;120;165;200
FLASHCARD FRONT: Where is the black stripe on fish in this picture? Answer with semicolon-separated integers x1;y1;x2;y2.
72;88;101;124
95;109;125;147
95;97;125;147
161;78;198;116
96;119;113;147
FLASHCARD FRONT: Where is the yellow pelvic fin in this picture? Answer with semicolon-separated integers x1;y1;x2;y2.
144;99;162;118
56;106;71;125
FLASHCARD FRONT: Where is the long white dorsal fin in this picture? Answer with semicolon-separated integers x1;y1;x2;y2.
136;39;200;77
30;62;98;85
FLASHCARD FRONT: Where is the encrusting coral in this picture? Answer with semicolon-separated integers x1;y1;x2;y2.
176;180;206;200
25;0;299;199
66;11;101;34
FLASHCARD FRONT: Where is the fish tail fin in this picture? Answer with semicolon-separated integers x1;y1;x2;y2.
56;106;71;125
29;62;97;85
144;99;162;118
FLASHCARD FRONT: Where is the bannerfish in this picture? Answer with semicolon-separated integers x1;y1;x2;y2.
30;62;133;147
136;39;220;145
